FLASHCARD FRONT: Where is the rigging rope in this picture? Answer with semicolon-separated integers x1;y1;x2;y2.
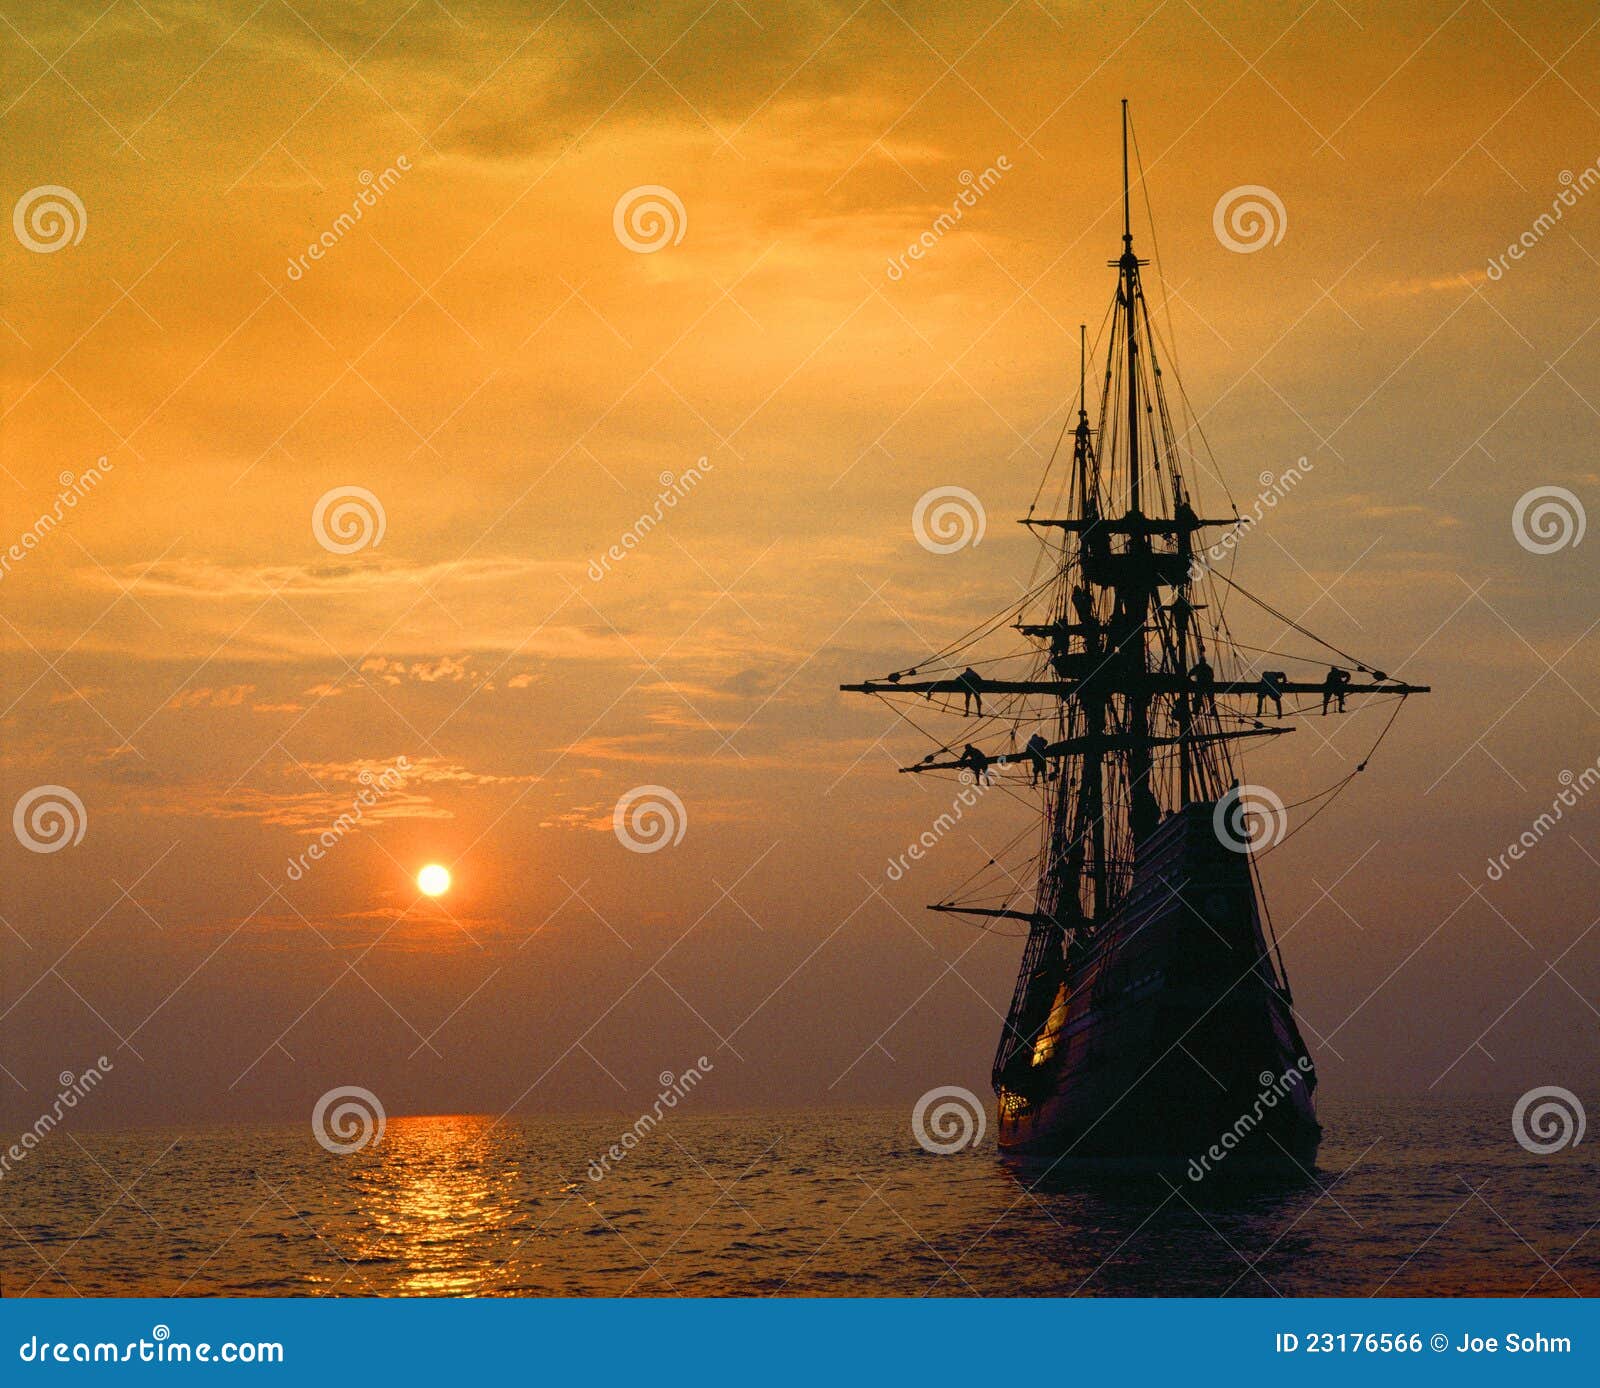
1210;570;1384;673
1253;696;1409;859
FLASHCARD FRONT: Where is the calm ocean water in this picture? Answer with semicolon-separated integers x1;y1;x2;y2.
2;1096;1595;1297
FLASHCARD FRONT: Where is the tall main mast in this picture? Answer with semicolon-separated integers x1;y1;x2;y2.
1115;99;1159;844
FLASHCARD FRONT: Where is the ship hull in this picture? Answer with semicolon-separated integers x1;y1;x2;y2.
996;802;1320;1173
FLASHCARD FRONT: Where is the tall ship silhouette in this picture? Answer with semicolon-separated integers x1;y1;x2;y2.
844;105;1428;1167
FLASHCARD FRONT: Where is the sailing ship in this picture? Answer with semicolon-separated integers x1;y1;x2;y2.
843;105;1428;1169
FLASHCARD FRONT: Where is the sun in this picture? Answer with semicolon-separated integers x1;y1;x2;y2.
417;863;452;897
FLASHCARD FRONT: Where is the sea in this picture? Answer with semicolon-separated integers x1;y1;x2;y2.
2;1096;1595;1297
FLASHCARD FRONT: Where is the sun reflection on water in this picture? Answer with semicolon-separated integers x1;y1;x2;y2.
323;1115;537;1297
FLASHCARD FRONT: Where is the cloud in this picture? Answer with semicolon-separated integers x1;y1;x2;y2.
168;684;255;709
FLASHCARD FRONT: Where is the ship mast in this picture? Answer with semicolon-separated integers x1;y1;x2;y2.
838;103;1429;1096
1117;98;1158;845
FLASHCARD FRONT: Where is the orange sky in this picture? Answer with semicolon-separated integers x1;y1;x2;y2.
2;0;1598;1126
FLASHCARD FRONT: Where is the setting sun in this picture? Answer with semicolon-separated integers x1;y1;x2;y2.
417;864;452;898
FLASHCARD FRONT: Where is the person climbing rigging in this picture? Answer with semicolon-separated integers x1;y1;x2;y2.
1256;670;1286;718
1188;655;1213;716
956;667;984;716
1024;732;1050;785
959;743;993;785
1048;626;1073;677
1321;665;1352;714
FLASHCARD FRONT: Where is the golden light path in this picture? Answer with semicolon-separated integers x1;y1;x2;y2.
417;864;452;898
